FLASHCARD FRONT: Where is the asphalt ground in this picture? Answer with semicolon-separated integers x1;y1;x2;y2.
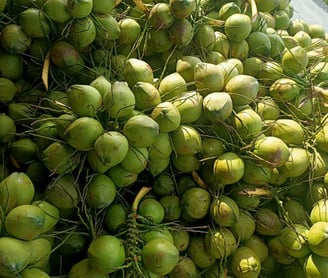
290;0;328;32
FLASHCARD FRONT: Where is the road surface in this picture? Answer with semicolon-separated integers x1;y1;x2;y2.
290;0;328;32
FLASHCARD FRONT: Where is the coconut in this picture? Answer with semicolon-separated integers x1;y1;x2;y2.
123;114;159;148
69;258;108;278
230;210;256;242
43;0;71;23
0;237;31;277
181;187;211;221
88;235;126;274
187;235;216;269
242;160;271;185
213;152;245;186
169;256;198;278
0;52;24;80
143;227;174;244
224;13;252;42
149;3;175;29
170;125;202;156
0;172;35;213
169;18;194;47
67;84;102;117
151;101;181;132
171;153;200;173
86;174;116;209
225;74;259;106
158;72;187;101
120;145;148;174
171;91;203;123
218;2;241;20
68;16;96;49
0;24;31;54
0;114;16;143
50;40;84;75
19;8;50;38
194;62;225;96
279;224;310;258
106;164;138;188
282;46;308;74
66;0;93;18
32;200;60;233
132;81;161;111
255;0;279;12
176;55;202;83
20;268;51;278
308;221;328;257
247;31;271;57
42;142;79;174
103;81;135;119
267;236;295;265
258;61;284;85
268;33;286;58
202;92;233;123
283;199;310;225
148;132;172;159
253;136;290;168
93;131;129;169
118;18;141;45
269;78;300;102
255;208;282;236
213;32;230;58
231;246;261;278
193;24;216;51
138;198;165;224
123;58;154;88
310;198;328;223
160;195;181;221
104;203;127;233
142;238;179;275
230;182;262;210
210;195;240;227
230;39;250;60
278;147;310;178
169;0;195;19
243;235;269;262
273;10;290;30
171;229;190;252
205;227;237;259
5;204;45;240
304;254;328;278
65;117;104;151
45;174;79;214
231;107;263;141
148;156;171;177
89;75;111;98
94;13;121;47
147;29;173;53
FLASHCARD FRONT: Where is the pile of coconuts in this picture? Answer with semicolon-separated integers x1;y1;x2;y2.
1;0;328;277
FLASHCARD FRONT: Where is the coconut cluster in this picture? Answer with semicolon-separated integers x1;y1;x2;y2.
1;0;328;277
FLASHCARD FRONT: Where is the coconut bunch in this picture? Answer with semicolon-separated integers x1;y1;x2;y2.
1;0;328;277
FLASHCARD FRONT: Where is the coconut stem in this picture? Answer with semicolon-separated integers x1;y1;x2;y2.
132;186;152;212
246;0;258;23
133;0;148;13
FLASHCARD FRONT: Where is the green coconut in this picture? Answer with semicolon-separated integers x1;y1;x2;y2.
123;114;159;148
210;195;240;227
65;117;104;151
224;13;252;42
231;246;261;278
213;152;245;186
93;131;129;168
225;74;259;106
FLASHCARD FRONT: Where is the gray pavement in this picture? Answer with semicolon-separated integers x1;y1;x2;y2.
290;0;328;32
